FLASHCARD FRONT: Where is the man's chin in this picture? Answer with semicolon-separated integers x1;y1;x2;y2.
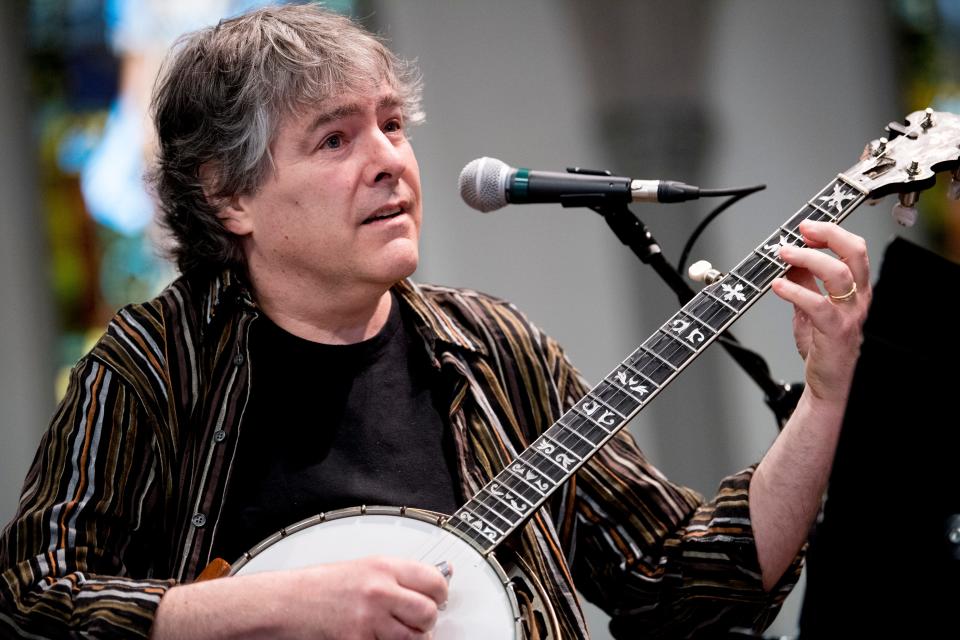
377;252;419;285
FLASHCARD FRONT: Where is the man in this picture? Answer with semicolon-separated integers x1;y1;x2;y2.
0;5;870;639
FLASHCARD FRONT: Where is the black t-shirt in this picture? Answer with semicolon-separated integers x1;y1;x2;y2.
212;293;461;563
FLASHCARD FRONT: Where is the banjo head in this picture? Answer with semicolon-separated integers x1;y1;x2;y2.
229;506;523;639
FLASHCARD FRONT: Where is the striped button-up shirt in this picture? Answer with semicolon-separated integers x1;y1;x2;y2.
0;269;799;638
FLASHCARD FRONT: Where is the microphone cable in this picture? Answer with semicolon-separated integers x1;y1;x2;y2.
676;183;767;276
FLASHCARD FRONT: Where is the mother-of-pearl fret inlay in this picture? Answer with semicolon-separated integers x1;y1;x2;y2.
589;394;628;420
541;433;582;462
535;438;579;471
489;482;531;514
817;182;857;212
762;234;795;253
614;368;650;397
446;172;872;556
720;282;747;302
510;462;550;494
581;398;621;422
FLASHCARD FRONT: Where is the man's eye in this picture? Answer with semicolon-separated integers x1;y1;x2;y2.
384;119;402;133
320;134;343;149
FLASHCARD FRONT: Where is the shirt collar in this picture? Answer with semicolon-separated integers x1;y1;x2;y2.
203;269;256;328
202;270;484;355
393;279;485;355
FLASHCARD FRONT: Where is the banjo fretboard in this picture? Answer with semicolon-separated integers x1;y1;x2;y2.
447;176;868;554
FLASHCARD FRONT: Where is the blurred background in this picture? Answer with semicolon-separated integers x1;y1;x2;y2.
1;0;958;637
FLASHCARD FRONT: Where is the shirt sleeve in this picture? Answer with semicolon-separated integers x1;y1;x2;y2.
546;336;803;638
0;357;175;639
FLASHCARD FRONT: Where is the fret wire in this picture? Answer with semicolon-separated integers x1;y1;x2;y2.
516;447;558;484
470;496;516;530
662;330;710;362
777;226;806;243
680;297;733;332
498;487;540;519
677;310;719;337
739;254;786;286
785;206;830;230
570;405;616;434
701;288;739;312
752;248;786;270
509;459;555;496
481;485;528;518
518;449;557;481
639;345;679;371
542;432;584;462
805;201;840;220
475;491;523;525
726;271;762;293
473;496;519;537
447;516;489;549
549;430;597;467
560;420;602;448
657;326;699;349
604;373;648;404
490;474;542;510
504;464;549;498
688;302;733;337
547;420;610;450
654;330;699;368
531;444;575;475
553;410;619;450
620;359;660;391
731;242;806;278
459;505;506;536
584;389;629;420
749;263;785;289
488;476;538;507
558;410;611;444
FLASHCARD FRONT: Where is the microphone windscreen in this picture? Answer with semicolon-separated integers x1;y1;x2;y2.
458;157;511;212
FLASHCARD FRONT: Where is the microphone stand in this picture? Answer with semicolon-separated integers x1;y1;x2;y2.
585;197;803;430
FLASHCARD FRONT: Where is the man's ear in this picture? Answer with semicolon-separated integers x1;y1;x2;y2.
199;162;253;237
218;196;254;237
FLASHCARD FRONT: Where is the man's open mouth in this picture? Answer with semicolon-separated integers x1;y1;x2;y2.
362;208;404;224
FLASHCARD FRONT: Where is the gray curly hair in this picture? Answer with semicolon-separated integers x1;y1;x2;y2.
149;3;424;274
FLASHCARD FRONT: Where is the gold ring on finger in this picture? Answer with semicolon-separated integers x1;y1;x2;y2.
828;282;857;302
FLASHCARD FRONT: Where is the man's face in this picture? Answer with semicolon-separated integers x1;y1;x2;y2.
228;85;422;295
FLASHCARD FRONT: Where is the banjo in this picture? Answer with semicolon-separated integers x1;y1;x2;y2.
206;109;960;639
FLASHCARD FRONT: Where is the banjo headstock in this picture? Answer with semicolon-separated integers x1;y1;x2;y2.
846;108;960;200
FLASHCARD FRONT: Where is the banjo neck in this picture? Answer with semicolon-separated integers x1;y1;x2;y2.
445;108;960;556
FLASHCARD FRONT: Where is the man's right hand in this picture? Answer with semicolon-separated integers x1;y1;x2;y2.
150;556;450;639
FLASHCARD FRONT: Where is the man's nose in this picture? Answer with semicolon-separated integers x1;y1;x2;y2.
365;128;405;184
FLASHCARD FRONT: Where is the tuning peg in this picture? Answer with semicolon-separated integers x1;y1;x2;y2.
949;168;960;201
871;137;888;157
688;260;723;285
892;192;919;227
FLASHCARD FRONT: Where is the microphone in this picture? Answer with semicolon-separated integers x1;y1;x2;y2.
458;156;702;212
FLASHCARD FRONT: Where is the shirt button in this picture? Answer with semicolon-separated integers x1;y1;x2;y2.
234;352;245;366
213;429;227;443
191;513;207;528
